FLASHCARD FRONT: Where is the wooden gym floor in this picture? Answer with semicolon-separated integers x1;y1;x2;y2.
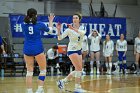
0;74;140;93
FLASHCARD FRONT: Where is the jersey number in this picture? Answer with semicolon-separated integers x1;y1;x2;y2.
28;26;34;34
78;36;80;41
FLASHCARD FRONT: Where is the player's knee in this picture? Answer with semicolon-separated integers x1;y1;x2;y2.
26;71;33;77
75;71;82;78
38;70;46;81
123;60;126;64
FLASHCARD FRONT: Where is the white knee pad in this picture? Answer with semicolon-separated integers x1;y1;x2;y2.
123;60;126;64
26;71;33;76
75;71;82;78
40;70;46;76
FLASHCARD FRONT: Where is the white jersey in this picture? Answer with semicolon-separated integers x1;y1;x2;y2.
116;40;127;51
134;37;140;53
58;26;86;51
47;48;58;59
103;40;114;57
88;33;101;51
82;35;89;51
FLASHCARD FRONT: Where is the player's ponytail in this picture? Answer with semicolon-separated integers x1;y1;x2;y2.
31;14;37;24
24;8;37;24
24;15;30;24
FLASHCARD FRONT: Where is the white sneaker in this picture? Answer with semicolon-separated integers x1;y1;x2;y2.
57;79;65;90
35;88;44;93
74;88;87;93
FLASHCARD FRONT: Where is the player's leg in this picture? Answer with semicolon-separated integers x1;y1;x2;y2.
105;57;109;74
108;56;112;74
122;53;127;74
24;55;34;93
82;51;88;74
69;54;86;92
90;52;95;74
118;52;123;73
95;51;100;74
134;53;140;73
57;53;82;90
35;53;46;93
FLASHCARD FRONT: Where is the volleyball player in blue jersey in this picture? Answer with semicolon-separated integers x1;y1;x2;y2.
22;8;54;93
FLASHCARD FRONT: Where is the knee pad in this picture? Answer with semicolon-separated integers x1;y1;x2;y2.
38;70;46;81
75;71;82;78
40;70;46;76
123;60;126;64
26;71;33;77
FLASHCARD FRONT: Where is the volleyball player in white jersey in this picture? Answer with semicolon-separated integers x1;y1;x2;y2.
116;34;127;74
134;31;140;74
103;34;114;74
88;30;101;74
82;35;89;74
56;14;87;92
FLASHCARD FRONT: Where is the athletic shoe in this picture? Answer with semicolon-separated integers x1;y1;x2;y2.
57;79;65;90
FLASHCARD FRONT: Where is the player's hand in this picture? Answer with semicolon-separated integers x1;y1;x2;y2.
67;24;73;29
48;13;55;22
56;22;61;34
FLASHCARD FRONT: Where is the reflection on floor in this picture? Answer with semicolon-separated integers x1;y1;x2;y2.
0;74;140;93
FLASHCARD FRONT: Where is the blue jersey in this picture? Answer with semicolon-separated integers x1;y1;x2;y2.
22;22;50;56
0;36;2;46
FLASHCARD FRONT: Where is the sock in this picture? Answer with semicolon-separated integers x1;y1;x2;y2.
38;86;43;89
27;88;32;91
109;62;112;71
123;64;127;70
75;84;81;89
90;61;94;69
105;63;108;67
96;61;100;72
90;61;94;72
27;88;33;93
